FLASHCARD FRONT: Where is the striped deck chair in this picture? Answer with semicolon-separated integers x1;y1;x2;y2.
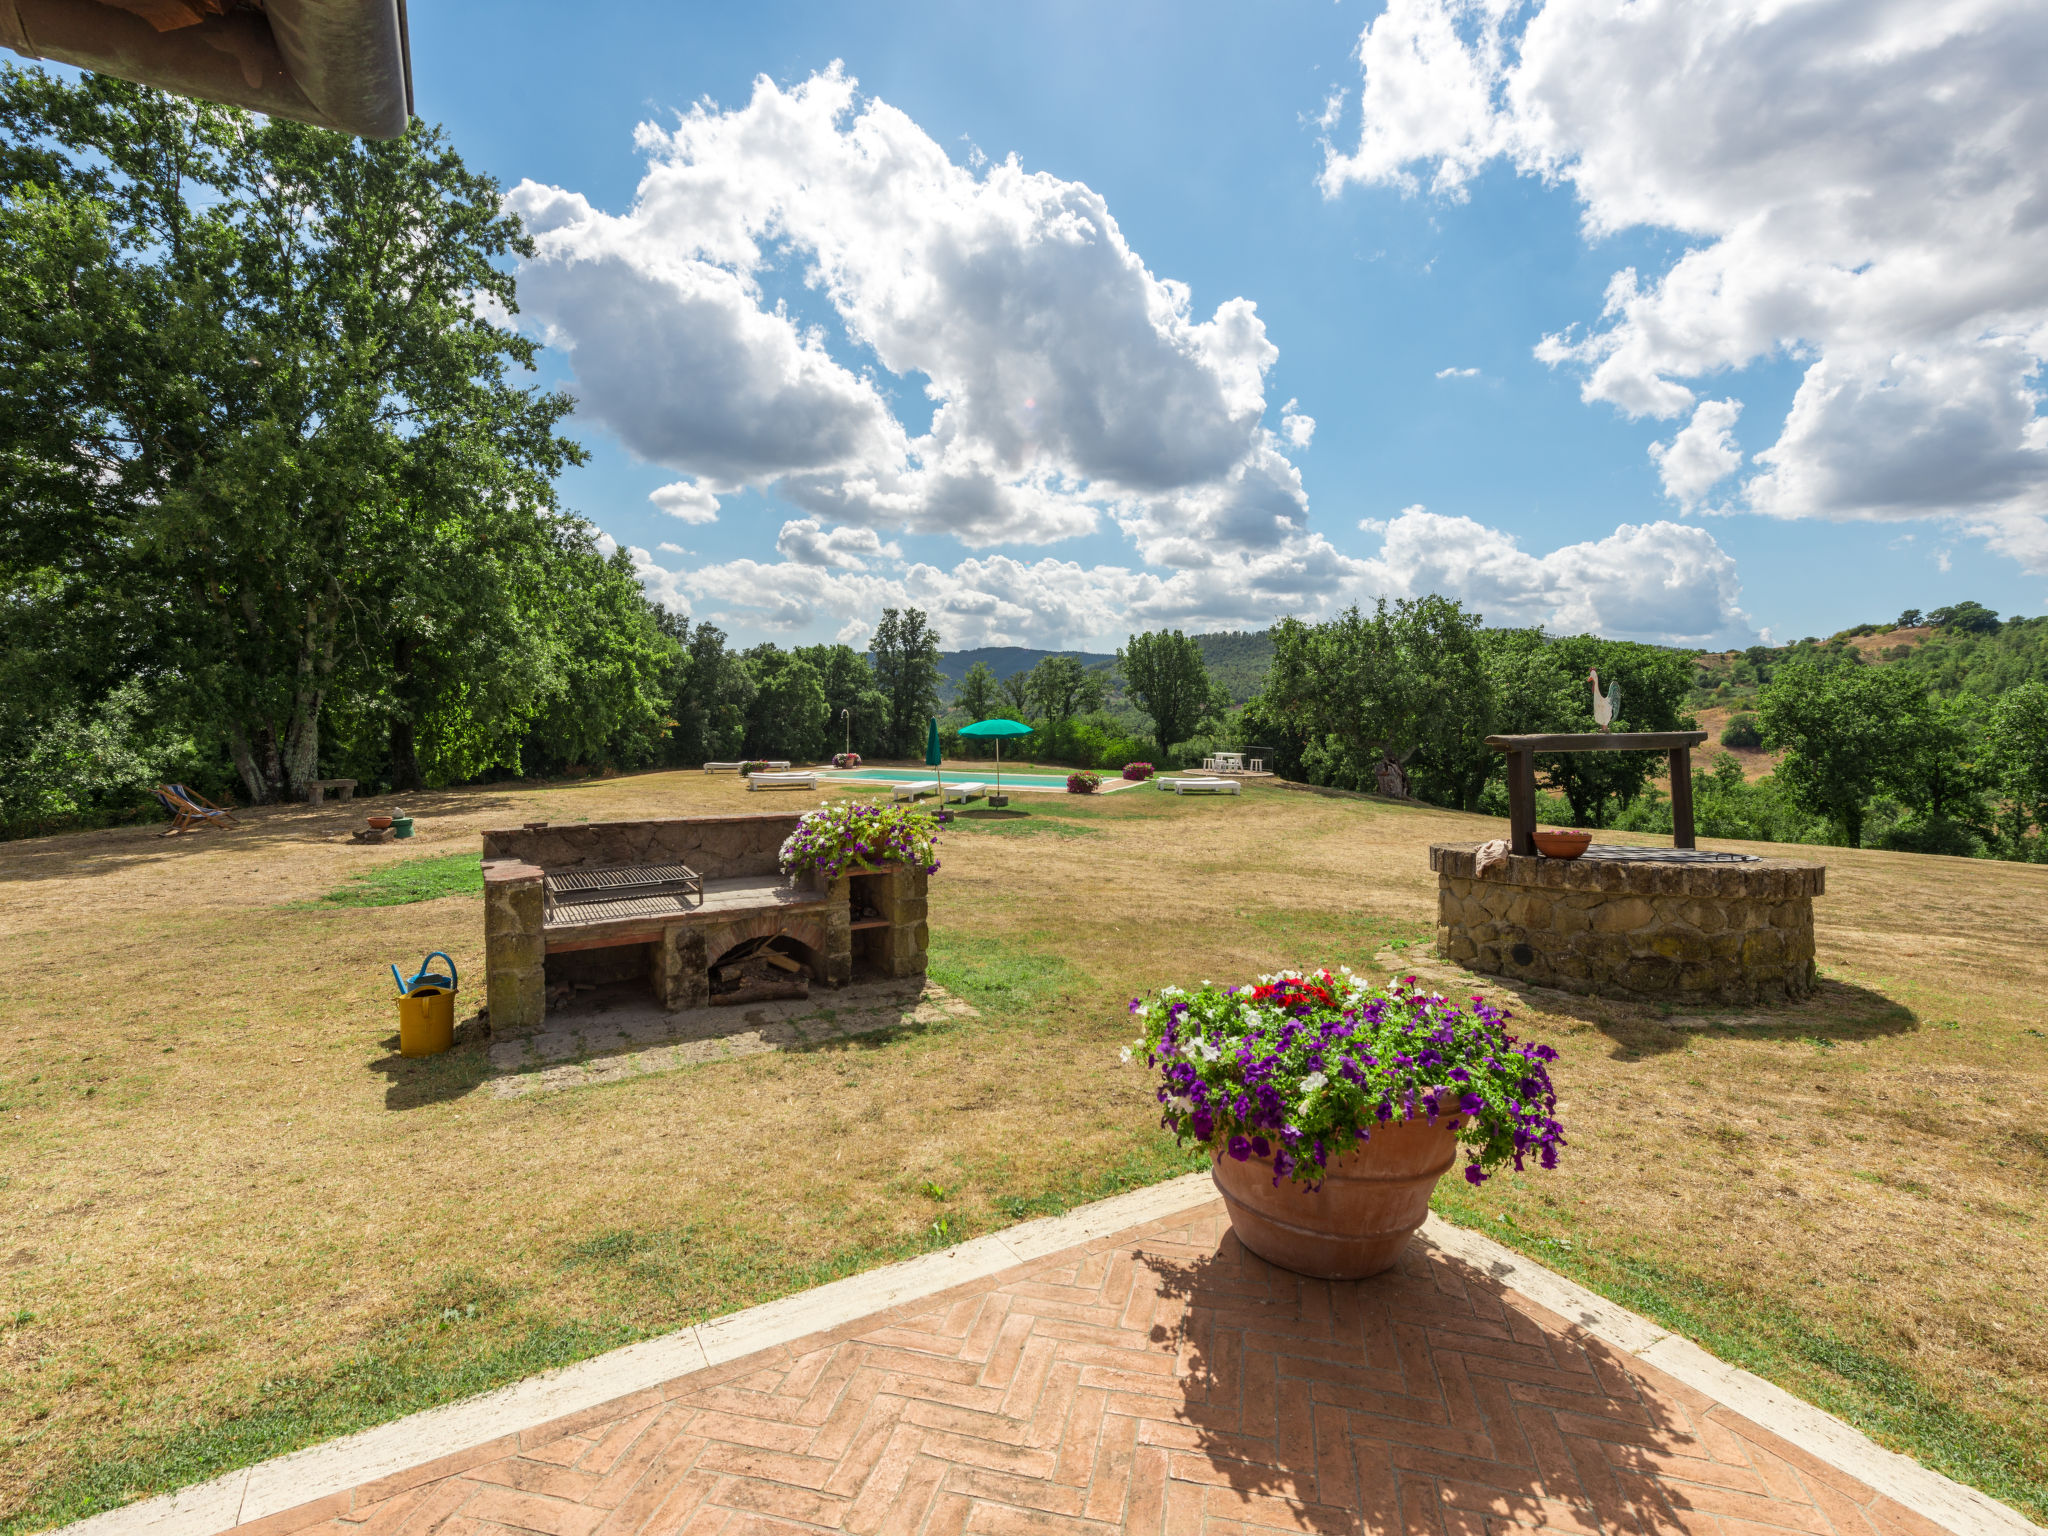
155;784;238;835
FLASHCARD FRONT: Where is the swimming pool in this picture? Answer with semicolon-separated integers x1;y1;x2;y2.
818;767;1097;789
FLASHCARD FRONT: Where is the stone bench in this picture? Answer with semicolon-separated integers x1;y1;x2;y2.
302;778;357;802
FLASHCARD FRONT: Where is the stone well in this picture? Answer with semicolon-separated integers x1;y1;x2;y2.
1429;843;1825;1005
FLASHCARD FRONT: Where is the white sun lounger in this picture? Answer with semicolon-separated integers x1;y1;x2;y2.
1167;777;1241;796
746;772;817;791
703;761;744;772
891;779;939;802
940;781;988;803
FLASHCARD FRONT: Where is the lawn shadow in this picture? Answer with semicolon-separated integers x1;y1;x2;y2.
1375;947;1917;1060
958;809;1030;821
0;784;532;885
368;1011;496;1110
1131;1226;1710;1534
457;975;979;1104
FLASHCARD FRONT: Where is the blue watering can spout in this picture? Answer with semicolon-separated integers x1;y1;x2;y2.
391;951;458;996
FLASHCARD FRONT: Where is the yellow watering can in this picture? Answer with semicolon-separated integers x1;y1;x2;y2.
391;951;457;1058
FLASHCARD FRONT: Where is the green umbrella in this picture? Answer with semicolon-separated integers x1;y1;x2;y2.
925;715;942;802
957;717;1033;800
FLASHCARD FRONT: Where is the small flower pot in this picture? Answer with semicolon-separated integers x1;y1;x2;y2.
366;815;393;831
1210;1110;1468;1279
1532;827;1592;859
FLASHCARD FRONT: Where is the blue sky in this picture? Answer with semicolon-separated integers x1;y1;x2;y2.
414;0;2048;652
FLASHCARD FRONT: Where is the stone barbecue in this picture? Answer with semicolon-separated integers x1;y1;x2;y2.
480;812;929;1038
1430;842;1824;1005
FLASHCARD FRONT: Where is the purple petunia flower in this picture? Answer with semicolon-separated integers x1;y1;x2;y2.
1227;1135;1251;1161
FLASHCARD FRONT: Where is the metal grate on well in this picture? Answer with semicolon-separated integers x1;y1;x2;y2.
1578;845;1758;863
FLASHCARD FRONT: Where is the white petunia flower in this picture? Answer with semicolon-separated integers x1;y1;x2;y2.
1119;1046;1133;1064
1301;1071;1328;1093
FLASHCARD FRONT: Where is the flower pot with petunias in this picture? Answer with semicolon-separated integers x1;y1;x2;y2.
777;799;941;886
1125;969;1564;1279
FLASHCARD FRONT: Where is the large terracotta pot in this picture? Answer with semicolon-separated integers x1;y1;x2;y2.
1211;1111;1467;1279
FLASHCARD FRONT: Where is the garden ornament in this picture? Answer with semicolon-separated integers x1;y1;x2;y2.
1588;668;1621;731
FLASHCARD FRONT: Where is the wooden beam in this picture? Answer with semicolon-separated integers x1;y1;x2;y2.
1506;749;1537;856
1485;731;1708;752
1668;747;1696;850
545;926;664;953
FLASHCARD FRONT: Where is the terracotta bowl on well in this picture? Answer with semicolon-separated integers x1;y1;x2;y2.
1532;827;1591;859
366;815;394;830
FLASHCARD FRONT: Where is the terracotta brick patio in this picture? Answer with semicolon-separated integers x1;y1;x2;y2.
243;1201;1948;1536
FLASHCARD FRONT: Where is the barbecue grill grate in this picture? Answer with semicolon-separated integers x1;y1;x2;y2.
544;862;704;922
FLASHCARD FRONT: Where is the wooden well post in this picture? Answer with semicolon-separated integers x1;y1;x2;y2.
1484;731;1710;854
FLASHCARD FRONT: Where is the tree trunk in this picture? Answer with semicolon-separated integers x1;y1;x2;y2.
279;585;341;800
390;633;423;791
227;726;267;805
229;722;288;804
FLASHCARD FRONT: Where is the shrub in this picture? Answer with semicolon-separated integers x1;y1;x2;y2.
831;752;861;769
1124;969;1564;1189
1868;807;1987;858
777;800;940;881
738;760;769;776
1122;762;1154;780
1720;713;1764;750
1067;771;1101;794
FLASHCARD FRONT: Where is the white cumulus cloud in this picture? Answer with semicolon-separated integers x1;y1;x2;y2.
649;479;721;524
1649;399;1743;512
1435;366;1480;379
1353;507;1749;644
631;505;1748;649
1322;0;2048;569
774;518;900;570
507;65;1306;555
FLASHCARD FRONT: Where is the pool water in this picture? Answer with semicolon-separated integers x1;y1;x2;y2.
819;767;1090;789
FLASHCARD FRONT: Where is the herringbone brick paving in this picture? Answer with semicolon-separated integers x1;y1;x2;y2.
247;1201;1951;1536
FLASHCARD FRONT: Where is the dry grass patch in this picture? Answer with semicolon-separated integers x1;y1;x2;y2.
2;772;2047;1524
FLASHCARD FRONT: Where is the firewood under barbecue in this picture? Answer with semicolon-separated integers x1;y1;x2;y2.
709;947;811;1005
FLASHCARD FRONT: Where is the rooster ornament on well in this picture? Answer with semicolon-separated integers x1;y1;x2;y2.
1589;669;1621;731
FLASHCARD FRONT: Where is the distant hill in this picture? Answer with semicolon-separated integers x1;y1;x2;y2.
1190;631;1276;703
939;631;1277;702
937;647;1113;685
1692;609;2046;715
